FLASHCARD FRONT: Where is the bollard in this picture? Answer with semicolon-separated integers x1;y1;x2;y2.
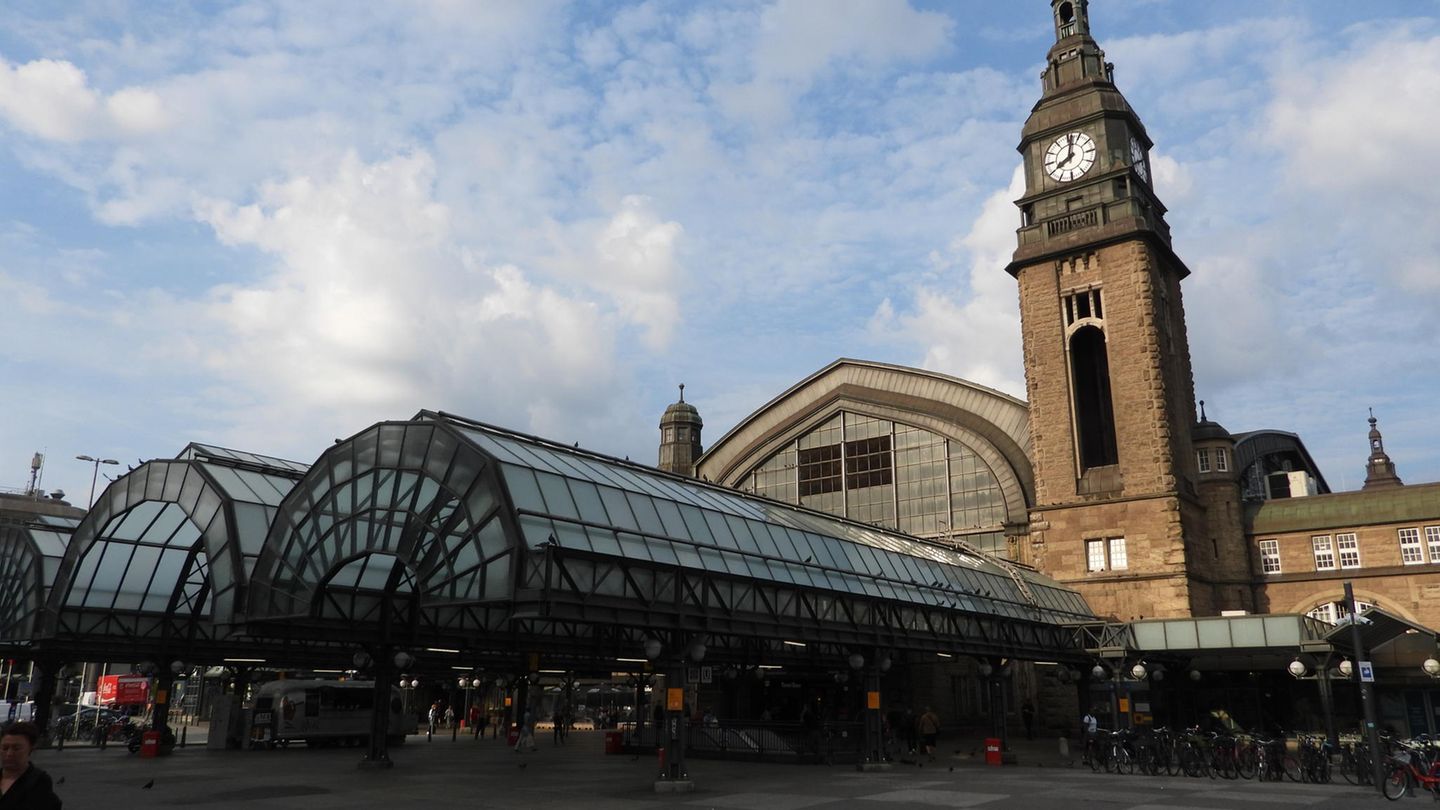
452;724;458;742
181;726;187;747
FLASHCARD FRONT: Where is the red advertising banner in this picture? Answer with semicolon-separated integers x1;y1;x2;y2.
97;674;150;705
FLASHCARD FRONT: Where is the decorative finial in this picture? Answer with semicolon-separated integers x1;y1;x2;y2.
1368;406;1376;427
678;383;685;403
1199;400;1207;421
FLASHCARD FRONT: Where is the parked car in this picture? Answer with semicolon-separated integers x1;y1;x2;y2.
51;706;125;737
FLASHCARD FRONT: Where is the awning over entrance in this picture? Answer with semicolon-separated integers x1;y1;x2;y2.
1323;607;1437;652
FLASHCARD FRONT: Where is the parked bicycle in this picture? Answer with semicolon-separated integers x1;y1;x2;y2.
1382;735;1440;800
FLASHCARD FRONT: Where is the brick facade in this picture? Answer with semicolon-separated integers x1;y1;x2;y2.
1248;482;1440;627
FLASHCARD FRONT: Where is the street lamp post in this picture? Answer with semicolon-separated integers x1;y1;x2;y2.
75;455;118;509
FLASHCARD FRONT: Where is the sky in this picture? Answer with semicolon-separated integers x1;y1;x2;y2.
2;0;1438;505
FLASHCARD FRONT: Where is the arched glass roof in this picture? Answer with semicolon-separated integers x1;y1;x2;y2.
42;443;305;656
456;417;1087;621
249;418;516;638
249;411;1090;661
0;515;76;648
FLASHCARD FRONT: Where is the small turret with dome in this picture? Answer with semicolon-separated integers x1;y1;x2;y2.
658;384;703;476
1191;400;1235;479
1362;408;1403;490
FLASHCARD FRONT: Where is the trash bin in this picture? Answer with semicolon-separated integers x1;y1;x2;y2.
140;730;161;759
506;728;520;747
984;737;1002;766
604;731;623;754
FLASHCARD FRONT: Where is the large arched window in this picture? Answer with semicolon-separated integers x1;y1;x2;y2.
1069;324;1118;469
743;412;1008;554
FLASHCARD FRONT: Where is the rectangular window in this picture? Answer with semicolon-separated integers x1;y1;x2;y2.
1085;537;1125;572
1337;533;1360;569
1196;448;1211;473
1311;535;1335;571
1427;526;1440;563
1259;539;1281;574
1108;537;1128;570
797;444;842;497
1400;527;1424;564
1086;540;1106;572
1215;448;1229;473
843;435;893;490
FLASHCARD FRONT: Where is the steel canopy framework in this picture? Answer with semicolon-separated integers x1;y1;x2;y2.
37;443;309;661
245;411;1096;667
0;515;76;650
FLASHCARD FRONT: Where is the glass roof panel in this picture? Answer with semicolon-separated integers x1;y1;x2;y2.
180;443;309;473
31;529;69;558
500;464;546;513
447;417;1091;623
105;500;165;542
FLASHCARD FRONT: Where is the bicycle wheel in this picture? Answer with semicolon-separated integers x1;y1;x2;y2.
1282;754;1302;783
1165;745;1183;777
1336;753;1359;785
1184;747;1207;778
1382;767;1409;801
1236;746;1258;780
1088;742;1103;773
1118;749;1135;775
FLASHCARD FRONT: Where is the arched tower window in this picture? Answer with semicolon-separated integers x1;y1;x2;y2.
1070;324;1118;469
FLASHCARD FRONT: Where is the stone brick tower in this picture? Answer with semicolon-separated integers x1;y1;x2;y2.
658;384;703;476
1005;0;1236;620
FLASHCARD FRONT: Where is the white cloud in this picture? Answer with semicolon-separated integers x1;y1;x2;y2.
869;165;1026;396
0;56;169;142
190;151;634;446
713;0;952;127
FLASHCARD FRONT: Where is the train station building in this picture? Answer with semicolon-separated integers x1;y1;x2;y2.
0;0;1438;777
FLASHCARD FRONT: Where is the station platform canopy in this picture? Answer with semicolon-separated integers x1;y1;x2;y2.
244;410;1095;670
12;412;1095;674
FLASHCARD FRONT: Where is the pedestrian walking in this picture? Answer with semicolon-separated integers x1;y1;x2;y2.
917;707;940;760
444;705;455;729
552;709;564;745
901;706;917;755
427;702;440;738
514;706;536;752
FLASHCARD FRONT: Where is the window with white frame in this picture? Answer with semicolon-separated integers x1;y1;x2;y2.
1311;535;1335;571
1085;537;1127;572
1337;533;1360;569
1215;448;1229;473
1108;537;1128;570
1308;598;1376;625
1400;527;1424;564
1428;526;1440;563
1259;539;1281;574
1086;540;1106;572
1196;448;1211;473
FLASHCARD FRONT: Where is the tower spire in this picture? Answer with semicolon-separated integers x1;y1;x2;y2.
1362;408;1403;490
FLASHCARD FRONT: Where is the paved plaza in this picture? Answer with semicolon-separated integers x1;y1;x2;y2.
34;730;1402;809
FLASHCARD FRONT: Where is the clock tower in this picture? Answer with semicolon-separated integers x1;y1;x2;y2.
1006;0;1244;620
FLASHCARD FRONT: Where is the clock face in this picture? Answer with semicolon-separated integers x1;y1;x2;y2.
1130;137;1148;182
1044;131;1096;182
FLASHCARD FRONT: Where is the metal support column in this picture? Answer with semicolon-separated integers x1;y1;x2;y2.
662;666;687;780
360;648;395;769
1345;582;1385;794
